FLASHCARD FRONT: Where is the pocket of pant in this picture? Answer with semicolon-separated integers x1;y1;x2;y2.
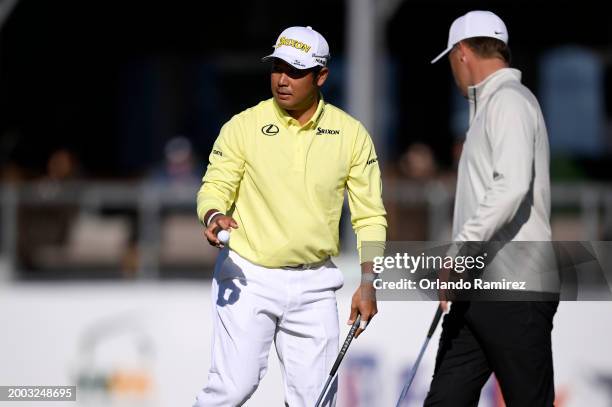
214;255;248;285
332;266;344;290
528;301;558;332
470;302;532;346
214;259;249;307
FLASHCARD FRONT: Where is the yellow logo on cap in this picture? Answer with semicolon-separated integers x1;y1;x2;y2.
275;37;311;53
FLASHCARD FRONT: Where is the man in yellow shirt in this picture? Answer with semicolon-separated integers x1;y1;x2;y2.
193;26;386;407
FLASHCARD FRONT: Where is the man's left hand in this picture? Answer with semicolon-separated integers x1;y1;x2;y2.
348;262;378;338
348;283;377;338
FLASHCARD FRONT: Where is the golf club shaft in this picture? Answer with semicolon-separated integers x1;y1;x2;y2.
396;336;432;405
314;315;361;407
396;306;443;407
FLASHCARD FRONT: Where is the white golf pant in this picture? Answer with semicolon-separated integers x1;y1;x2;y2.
194;249;344;407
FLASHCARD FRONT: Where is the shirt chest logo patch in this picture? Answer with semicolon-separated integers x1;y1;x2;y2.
316;127;340;135
261;124;280;136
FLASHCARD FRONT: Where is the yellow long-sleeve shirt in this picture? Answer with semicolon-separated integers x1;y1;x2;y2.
197;97;386;267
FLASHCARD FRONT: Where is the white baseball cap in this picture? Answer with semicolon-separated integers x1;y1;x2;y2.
431;11;508;64
262;26;330;70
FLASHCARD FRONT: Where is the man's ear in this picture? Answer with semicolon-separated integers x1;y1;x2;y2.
457;42;469;63
315;67;329;87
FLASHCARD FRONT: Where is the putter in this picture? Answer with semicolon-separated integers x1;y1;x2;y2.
395;306;443;407
314;315;361;407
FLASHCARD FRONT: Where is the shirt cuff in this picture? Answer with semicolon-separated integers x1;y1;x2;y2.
196;198;227;224
357;224;387;263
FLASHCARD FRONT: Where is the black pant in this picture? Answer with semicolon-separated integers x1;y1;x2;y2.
424;301;559;407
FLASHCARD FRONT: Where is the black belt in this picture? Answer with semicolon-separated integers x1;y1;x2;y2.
282;258;330;270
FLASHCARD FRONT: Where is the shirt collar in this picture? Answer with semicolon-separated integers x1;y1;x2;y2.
272;93;326;129
468;68;522;104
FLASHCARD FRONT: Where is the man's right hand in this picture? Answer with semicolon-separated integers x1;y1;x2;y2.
204;213;239;248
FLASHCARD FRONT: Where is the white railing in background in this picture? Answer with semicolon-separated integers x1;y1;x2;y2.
1;181;611;280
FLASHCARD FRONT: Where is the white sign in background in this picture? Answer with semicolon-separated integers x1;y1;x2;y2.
0;282;611;407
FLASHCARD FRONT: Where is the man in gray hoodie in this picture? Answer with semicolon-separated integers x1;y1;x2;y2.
426;10;558;407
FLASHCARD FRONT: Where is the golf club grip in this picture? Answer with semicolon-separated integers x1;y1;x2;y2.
427;307;443;338
329;315;361;374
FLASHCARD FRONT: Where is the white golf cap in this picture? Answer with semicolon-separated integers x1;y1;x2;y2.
431;10;508;64
262;26;330;70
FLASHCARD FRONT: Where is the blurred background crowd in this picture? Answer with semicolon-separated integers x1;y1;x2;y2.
1;0;611;280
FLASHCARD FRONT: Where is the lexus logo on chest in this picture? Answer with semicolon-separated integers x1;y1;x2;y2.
261;124;280;136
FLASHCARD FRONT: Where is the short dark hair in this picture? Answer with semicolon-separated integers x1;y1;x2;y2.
310;65;324;75
462;37;511;64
